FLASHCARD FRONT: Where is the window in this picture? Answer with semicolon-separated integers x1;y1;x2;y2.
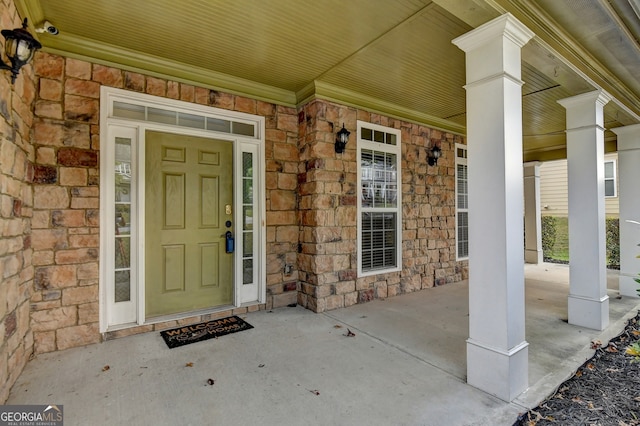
455;144;468;260
358;122;401;275
112;101;257;138
242;152;255;285
114;137;133;304
604;160;616;197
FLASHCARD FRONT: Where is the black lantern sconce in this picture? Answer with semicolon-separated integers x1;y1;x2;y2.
0;18;42;84
427;145;442;166
335;123;350;153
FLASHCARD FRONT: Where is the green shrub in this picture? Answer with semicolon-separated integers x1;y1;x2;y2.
606;218;620;268
541;216;557;257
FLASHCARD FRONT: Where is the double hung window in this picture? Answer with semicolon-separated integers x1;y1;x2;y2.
604;160;616;198
455;144;468;260
358;122;402;275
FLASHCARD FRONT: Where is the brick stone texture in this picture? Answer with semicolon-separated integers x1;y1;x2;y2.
25;51;469;350
27;52;300;351
0;0;38;405
0;9;469;399
296;100;467;313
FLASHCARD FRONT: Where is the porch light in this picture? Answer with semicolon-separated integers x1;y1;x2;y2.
0;18;42;84
427;145;442;166
335;123;350;153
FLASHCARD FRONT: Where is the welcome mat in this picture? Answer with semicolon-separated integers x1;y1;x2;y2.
160;316;253;349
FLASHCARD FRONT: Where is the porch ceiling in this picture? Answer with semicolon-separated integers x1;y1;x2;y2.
17;0;640;161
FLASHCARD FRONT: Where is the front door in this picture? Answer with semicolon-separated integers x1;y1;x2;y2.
145;131;234;318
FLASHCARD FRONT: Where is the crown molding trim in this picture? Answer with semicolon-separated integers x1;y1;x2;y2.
299;81;467;135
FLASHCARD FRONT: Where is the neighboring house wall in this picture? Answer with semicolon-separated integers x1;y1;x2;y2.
539;153;619;217
0;0;37;404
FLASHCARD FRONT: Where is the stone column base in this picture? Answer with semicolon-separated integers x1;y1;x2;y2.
568;294;609;330
466;338;529;402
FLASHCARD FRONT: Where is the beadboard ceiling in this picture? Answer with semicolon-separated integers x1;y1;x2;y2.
16;0;640;161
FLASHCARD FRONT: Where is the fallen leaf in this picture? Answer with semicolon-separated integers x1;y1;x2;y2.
344;329;355;337
309;389;320;395
333;325;343;329
185;362;194;367
575;370;583;377
634;330;640;337
626;343;640;356
207;378;215;385
606;345;619;353
258;364;265;368
586;363;595;370
590;339;602;349
102;365;110;372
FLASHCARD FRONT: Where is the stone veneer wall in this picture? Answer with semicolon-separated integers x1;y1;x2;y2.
0;0;38;404
15;36;467;359
297;99;467;312
29;51;300;351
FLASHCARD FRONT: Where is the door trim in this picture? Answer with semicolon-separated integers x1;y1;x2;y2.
100;87;266;332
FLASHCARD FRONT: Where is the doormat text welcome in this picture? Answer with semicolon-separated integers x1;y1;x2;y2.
160;316;253;349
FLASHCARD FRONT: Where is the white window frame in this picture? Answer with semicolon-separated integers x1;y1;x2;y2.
455;143;469;261
604;159;617;198
357;121;402;277
100;87;266;332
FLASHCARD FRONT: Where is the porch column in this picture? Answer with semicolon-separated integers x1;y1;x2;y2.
453;14;533;402
612;124;640;298
558;90;611;330
524;162;543;264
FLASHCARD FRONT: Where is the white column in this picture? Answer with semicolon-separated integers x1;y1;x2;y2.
524;162;543;264
558;90;611;330
453;13;533;402
612;124;640;298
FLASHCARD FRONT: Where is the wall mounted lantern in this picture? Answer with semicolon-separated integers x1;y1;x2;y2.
427;145;442;166
0;18;42;84
335;123;350;153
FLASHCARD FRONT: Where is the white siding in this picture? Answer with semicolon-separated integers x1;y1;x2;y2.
539;153;619;217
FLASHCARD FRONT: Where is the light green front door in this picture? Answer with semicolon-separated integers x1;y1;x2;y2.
145;131;234;318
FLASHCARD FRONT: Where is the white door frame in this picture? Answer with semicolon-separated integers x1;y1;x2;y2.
99;87;266;332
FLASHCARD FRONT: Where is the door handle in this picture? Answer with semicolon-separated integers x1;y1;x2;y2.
224;231;234;253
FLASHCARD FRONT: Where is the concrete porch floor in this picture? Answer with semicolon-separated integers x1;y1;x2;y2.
7;263;640;426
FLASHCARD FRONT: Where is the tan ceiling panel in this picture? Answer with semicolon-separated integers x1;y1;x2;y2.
18;0;640;159
319;4;469;119
34;0;433;91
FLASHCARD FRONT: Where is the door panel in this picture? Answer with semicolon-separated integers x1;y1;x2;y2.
145;131;233;318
